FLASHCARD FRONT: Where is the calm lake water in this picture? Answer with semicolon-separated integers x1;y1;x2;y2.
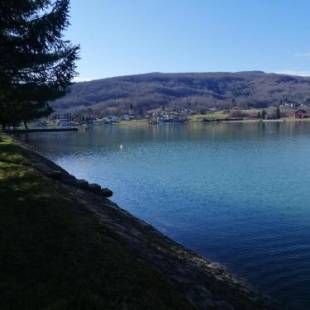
22;122;310;309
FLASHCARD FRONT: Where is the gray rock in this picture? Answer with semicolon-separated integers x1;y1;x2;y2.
101;188;113;197
89;183;102;194
76;179;89;190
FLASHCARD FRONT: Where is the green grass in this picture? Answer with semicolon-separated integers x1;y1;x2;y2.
0;135;193;310
118;119;150;126
189;111;230;122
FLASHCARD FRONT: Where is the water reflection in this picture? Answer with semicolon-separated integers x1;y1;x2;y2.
21;121;310;309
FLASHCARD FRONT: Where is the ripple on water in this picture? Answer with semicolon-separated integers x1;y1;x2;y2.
23;122;310;309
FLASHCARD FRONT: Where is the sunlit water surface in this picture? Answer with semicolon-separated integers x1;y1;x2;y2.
22;122;310;309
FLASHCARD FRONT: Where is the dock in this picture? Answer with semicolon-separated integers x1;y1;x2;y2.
4;127;78;134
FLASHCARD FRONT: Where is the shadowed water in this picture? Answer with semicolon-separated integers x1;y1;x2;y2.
22;122;310;309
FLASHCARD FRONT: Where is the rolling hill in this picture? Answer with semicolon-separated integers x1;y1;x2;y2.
52;71;310;116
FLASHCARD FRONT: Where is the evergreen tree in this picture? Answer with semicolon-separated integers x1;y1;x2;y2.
0;0;79;129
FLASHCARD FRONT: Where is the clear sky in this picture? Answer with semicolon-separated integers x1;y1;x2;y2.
67;0;310;80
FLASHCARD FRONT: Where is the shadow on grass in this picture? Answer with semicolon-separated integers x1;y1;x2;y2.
0;134;194;310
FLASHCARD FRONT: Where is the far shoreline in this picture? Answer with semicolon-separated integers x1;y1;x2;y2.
9;115;310;134
116;116;310;127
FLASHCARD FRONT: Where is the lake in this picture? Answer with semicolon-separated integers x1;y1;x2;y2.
22;121;310;309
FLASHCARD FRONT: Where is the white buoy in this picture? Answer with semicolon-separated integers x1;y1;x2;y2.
120;144;123;150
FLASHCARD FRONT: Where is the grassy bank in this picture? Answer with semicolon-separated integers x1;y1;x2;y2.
117;119;150;126
0;134;277;309
0;135;193;310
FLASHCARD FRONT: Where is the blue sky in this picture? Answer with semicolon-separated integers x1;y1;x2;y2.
67;0;310;80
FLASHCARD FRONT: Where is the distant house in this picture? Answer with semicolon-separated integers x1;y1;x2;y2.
110;115;119;123
35;120;48;127
295;109;308;119
57;118;70;127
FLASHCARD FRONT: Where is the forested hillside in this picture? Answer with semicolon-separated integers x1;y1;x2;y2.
52;71;310;116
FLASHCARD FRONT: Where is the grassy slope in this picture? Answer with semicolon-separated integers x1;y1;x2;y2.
0;135;193;310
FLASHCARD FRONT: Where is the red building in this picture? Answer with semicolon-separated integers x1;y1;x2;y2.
295;109;308;119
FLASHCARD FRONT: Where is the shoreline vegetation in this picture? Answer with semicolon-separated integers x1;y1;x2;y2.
6;111;310;134
118;115;310;126
0;133;278;309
